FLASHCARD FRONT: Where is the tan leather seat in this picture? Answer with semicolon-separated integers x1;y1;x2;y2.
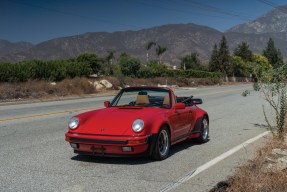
136;95;150;105
163;94;170;106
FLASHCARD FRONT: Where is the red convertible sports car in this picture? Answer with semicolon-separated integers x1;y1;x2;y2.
65;86;209;160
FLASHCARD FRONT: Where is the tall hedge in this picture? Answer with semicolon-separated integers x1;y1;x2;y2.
0;60;92;82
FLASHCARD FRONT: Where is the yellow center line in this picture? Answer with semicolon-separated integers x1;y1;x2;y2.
0;107;98;123
0;87;249;123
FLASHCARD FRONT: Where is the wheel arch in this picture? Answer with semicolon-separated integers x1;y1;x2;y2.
203;113;209;123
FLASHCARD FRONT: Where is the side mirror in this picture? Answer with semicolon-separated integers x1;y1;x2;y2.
173;103;186;110
104;101;110;108
192;98;203;105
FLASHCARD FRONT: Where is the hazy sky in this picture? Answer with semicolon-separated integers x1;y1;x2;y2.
1;0;286;44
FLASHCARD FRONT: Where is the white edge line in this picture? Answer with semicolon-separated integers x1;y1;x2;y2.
160;131;270;192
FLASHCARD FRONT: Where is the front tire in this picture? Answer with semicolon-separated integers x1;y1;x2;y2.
195;116;209;143
151;127;170;160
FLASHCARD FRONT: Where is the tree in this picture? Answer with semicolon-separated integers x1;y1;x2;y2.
217;36;233;76
145;41;156;63
233;42;252;62
209;44;219;72
180;52;201;70
119;54;141;77
104;51;115;75
232;56;249;77
252;63;287;139
76;53;103;75
263;38;283;68
251;54;272;73
155;45;167;63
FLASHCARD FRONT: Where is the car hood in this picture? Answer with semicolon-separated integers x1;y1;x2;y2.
74;107;165;136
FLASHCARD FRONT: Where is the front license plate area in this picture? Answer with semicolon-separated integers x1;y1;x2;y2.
90;145;106;155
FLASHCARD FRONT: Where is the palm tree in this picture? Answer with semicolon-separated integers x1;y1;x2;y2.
105;51;115;75
106;51;115;65
156;45;167;64
145;41;156;63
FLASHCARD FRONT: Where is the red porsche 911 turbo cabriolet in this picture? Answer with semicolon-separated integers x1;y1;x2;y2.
65;86;209;160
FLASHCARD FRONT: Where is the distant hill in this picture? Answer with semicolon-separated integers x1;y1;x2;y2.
0;40;33;56
227;5;287;40
1;4;287;64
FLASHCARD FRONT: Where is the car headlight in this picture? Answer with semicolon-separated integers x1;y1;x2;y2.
69;117;79;129
132;119;144;132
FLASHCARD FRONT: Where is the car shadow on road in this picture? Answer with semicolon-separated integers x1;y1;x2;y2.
169;139;209;157
70;139;209;165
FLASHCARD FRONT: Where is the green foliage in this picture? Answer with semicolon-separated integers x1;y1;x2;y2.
0;59;92;82
136;60;220;79
180;52;201;70
76;53;103;74
155;45;167;63
209;44;219;72
253;63;287;139
119;54;141;77
241;90;250;97
104;51;115;75
112;64;125;87
217;36;233;75
232;56;250;77
209;36;233;76
233;42;253;62
145;41;156;63
248;54;272;79
0;62;13;82
145;41;156;51
136;61;168;78
147;60;168;77
137;65;155;78
165;69;222;79
263;38;283;68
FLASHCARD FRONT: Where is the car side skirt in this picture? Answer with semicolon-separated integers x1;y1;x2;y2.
170;117;203;145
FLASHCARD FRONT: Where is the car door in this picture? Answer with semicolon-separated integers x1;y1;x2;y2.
186;105;196;132
168;104;190;141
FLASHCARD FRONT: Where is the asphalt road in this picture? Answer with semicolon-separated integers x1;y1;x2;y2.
0;84;270;192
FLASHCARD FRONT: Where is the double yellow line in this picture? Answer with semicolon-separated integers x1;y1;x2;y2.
0;87;249;123
0;107;96;123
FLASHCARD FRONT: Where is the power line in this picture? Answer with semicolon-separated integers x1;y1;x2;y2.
256;0;287;13
6;0;143;29
130;0;253;22
128;0;231;20
183;0;253;21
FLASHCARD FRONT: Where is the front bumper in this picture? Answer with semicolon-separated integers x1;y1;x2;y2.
65;132;156;157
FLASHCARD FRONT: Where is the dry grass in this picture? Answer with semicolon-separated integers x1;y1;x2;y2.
0;76;234;102
211;136;287;192
0;77;96;101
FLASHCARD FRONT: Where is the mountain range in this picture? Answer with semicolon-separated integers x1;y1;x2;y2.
1;4;287;65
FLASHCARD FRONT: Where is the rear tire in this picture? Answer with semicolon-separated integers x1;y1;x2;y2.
195;116;209;143
151;126;170;160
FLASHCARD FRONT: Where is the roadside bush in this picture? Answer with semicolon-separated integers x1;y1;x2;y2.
119;55;141;77
252;63;287;139
165;69;222;79
0;60;92;82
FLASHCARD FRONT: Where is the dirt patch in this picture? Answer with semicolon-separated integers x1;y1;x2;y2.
210;137;287;192
0;76;248;104
0;77;97;102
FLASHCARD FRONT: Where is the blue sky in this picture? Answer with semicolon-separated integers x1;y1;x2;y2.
1;0;286;44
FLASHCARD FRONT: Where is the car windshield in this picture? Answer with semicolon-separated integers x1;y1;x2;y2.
111;88;171;108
